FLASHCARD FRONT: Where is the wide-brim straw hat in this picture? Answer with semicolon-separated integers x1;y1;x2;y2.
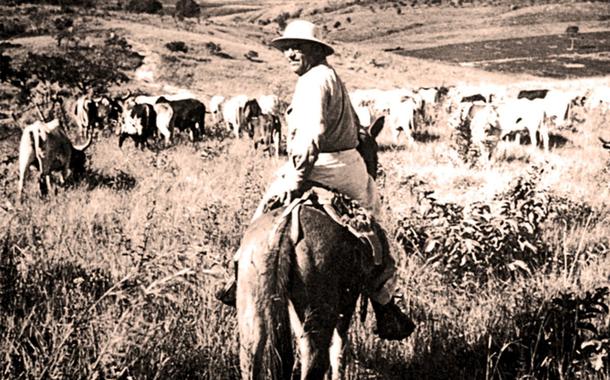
271;20;334;56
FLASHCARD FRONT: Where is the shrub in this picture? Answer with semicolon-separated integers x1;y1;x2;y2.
0;18;27;39
125;0;162;14
274;12;289;30
165;41;188;53
175;0;200;19
396;165;550;288
493;287;610;379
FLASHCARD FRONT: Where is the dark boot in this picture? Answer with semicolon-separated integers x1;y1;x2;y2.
371;299;415;341
215;263;237;307
215;280;236;307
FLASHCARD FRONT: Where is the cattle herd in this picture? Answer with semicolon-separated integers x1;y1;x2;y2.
352;81;610;160
14;79;610;200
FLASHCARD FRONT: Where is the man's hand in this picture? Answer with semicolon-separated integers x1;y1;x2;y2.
279;189;300;205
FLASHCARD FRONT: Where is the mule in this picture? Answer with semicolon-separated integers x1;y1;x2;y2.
236;117;385;380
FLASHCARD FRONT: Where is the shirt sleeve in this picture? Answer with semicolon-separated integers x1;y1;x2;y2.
285;70;331;189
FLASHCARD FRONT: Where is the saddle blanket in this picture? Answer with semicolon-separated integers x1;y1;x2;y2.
264;186;383;265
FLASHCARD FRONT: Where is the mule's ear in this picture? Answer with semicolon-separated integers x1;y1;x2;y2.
369;116;384;139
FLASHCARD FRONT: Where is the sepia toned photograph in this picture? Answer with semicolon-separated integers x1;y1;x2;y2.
1;0;609;378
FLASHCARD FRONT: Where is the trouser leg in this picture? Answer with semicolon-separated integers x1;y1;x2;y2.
366;222;396;305
366;222;416;341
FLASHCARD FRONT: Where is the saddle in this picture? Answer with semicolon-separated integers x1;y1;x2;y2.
262;186;384;265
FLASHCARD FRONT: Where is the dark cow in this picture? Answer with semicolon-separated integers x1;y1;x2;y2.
249;114;282;158
242;98;263;138
96;95;125;130
155;97;205;141
461;94;487;103
517;89;549;100
118;103;157;149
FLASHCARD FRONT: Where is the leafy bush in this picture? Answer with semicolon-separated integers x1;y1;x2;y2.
175;0;200;19
205;42;233;59
493;287;610;379
165;41;188;53
396;165;550;288
274;12;289;30
125;0;162;14
0;18;27;39
450;114;482;167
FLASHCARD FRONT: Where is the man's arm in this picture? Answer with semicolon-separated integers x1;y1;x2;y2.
284;72;330;190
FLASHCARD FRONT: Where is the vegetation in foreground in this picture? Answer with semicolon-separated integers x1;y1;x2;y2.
1;116;609;379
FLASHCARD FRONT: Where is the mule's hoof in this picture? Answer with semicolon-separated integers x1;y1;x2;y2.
374;302;415;341
215;280;236;307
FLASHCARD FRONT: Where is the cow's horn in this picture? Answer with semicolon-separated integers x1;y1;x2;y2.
120;90;133;102
599;136;610;145
74;133;93;151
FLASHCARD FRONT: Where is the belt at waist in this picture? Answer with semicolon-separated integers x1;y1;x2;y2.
316;148;360;162
320;146;358;154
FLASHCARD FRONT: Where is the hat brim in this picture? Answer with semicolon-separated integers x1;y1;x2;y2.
270;37;334;56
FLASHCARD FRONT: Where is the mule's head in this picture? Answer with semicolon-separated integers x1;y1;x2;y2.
357;116;384;180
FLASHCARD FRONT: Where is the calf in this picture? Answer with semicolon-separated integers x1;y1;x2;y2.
156;97;206;141
18;119;91;199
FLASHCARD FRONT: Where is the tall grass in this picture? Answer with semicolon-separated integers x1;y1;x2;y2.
2;115;610;379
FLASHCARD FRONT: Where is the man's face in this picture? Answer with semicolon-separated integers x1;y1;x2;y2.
283;42;316;76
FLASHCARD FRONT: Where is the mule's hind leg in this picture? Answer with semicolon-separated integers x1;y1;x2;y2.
328;328;348;380
299;326;333;380
328;299;358;380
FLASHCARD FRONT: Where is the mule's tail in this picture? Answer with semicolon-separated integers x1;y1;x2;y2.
238;218;294;380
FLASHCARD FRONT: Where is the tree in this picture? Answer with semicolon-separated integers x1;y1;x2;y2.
1;33;142;120
175;0;201;20
126;0;163;14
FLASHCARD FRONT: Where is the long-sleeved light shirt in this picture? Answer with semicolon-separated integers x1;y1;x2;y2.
285;62;359;189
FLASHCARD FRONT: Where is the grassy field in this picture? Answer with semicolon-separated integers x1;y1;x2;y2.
1;1;610;379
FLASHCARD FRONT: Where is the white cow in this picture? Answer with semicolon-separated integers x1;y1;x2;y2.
541;90;578;129
585;86;610;112
388;96;418;145
257;94;281;116
496;98;548;152
153;102;173;145
210;95;226;125
18;119;91;199
223;95;249;138
354;105;372;127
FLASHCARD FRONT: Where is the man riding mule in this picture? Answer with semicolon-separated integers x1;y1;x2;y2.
216;20;415;343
